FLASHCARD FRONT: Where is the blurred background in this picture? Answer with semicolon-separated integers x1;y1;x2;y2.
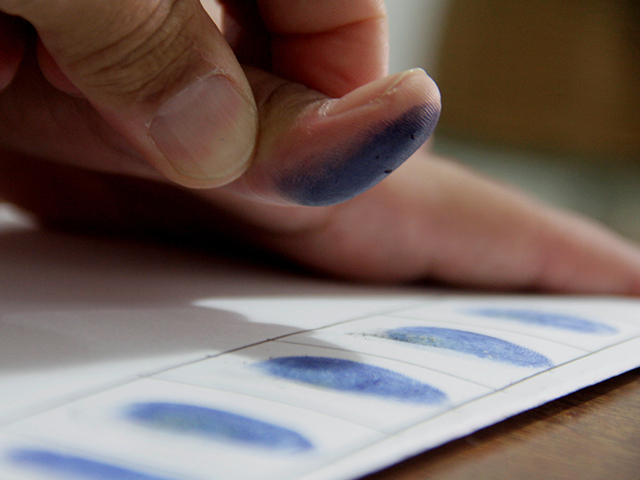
387;0;640;241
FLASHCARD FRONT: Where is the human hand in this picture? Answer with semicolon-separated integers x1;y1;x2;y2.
4;145;640;296
2;0;640;295
0;0;437;203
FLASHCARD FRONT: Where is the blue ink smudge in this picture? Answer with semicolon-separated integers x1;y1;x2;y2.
466;308;617;334
8;449;173;480
256;356;447;404
278;104;440;206
126;402;313;452
383;327;552;368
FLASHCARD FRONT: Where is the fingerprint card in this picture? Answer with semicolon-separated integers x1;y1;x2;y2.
392;296;640;351
280;316;587;389
2;296;640;480
5;206;640;480
154;342;490;432
5;379;382;480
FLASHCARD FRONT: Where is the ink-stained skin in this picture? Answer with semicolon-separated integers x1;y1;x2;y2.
466;308;617;334
126;402;313;452
382;327;552;368
276;104;439;206
256;356;447;404
9;448;174;480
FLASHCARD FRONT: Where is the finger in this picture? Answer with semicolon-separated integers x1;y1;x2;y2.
223;0;389;96
402;157;640;294
6;142;640;296
263;0;389;95
216;0;272;70
228;67;441;206
0;0;258;187
0;149;226;238
236;152;640;294
0;13;25;90
1;36;439;203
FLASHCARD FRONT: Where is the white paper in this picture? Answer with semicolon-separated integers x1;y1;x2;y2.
1;204;640;480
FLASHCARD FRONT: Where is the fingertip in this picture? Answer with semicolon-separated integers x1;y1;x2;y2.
531;210;640;296
274;69;441;206
277;102;439;206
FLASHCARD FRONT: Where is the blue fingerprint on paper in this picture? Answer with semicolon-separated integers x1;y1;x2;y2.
384;327;552;368
9;449;173;480
467;308;617;334
126;402;313;452
257;356;447;404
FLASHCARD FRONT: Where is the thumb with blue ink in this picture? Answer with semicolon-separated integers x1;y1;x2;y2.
227;67;440;206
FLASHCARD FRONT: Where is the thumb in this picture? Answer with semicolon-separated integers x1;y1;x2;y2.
227;67;441;206
2;0;257;187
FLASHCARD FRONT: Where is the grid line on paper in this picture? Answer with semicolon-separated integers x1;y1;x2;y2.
273;338;498;390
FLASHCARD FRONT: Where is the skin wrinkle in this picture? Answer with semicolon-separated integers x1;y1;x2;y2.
62;0;199;102
254;75;319;119
20;0;163;53
130;40;199;104
84;32;195;93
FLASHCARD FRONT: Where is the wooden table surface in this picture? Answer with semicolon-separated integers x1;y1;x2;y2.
362;368;640;480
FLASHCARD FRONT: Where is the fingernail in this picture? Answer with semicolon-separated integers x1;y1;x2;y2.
323;69;427;117
150;74;257;184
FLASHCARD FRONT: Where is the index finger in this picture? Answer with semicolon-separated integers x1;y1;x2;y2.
258;0;389;96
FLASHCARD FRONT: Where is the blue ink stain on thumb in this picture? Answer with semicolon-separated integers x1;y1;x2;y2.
256;356;447;405
278;103;440;206
9;449;175;480
384;327;552;368
466;308;617;334
126;402;313;452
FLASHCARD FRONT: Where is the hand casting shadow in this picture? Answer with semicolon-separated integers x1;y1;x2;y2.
0;228;399;373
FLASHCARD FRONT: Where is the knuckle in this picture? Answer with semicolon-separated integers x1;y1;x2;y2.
68;0;203;103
